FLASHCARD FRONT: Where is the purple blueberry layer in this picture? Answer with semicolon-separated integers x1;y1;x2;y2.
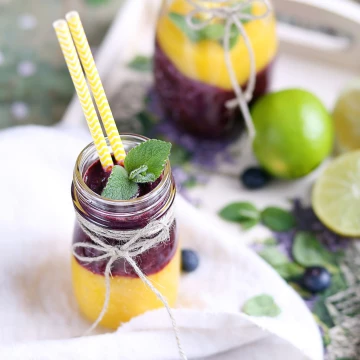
154;40;273;139
73;159;177;278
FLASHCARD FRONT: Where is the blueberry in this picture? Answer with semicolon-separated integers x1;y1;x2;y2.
181;249;199;273
241;167;271;190
302;266;331;293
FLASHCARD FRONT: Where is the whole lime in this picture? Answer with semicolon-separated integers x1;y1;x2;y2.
251;89;334;179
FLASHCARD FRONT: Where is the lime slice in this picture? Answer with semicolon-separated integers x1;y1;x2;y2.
333;81;360;154
312;151;360;237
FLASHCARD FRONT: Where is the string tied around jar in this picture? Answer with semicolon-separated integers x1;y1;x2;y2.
185;0;272;140
73;209;187;360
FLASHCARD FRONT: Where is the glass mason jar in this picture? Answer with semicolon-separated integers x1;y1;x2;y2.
154;0;278;139
71;134;179;329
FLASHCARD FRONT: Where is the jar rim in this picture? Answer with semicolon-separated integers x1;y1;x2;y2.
74;133;172;209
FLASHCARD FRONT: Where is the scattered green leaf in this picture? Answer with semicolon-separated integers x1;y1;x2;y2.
135;110;159;135
182;176;198;189
261;207;296;232
289;282;312;299
259;246;304;280
242;294;281;317
124;139;172;181
258;246;288;267
312;273;347;328
292;232;338;273
85;0;110;5
263;237;278;246
219;202;259;223
313;315;331;347
312;299;334;329
169;144;192;166
101;166;139;200
240;218;259;230
274;263;304;280
127;56;153;72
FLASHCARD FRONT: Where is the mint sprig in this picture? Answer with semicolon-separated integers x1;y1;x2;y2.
101;166;139;200
125;139;171;180
101;139;172;201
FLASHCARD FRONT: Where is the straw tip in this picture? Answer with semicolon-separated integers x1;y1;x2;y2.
53;19;67;29
66;11;80;20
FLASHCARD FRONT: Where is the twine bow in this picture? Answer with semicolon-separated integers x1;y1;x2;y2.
73;210;187;360
185;0;272;139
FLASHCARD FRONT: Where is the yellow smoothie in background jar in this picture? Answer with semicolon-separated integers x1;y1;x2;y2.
154;0;278;138
71;134;179;329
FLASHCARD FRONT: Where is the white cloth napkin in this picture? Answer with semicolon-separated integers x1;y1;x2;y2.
0;126;322;360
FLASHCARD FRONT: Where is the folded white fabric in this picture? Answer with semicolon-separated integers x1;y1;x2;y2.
0;126;322;360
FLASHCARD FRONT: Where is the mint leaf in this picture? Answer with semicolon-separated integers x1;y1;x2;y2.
129;165;156;183
219;202;260;230
228;25;239;50
258;246;289;267
169;5;253;48
242;294;281;317
288;282;312;299
292;232;339;273
313;273;347;328
313;315;331;347
101;165;139;200
264;237;277;246
274;263;304;280
129;165;148;180
259;246;304;280
133;173;156;183
169;13;202;42
200;23;225;41
169;13;225;43
219;202;259;222
226;6;253;49
128;55;153;72
240;218;258;230
124;139;171;181
261;207;296;232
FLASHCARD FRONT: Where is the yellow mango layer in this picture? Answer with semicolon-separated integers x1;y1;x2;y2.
72;248;180;329
156;0;278;90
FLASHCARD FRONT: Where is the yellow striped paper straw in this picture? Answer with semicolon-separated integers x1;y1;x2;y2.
66;11;126;164
53;19;113;171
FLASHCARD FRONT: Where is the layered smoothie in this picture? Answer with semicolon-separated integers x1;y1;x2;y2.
71;137;179;329
154;0;278;138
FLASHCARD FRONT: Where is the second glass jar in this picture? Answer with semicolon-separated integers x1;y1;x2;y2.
154;0;278;139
